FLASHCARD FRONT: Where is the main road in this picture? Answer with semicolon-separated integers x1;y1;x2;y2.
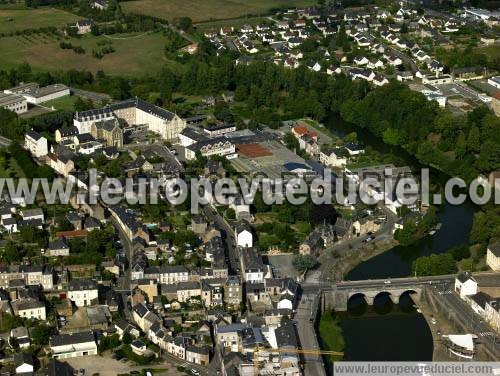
295;293;327;376
110;216;133;319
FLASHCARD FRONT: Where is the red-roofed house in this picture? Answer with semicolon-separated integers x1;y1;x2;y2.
292;125;318;141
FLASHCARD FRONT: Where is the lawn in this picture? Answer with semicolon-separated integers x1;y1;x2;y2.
0;7;80;34
318;311;344;362
43;95;79;111
475;45;500;60
0;153;27;179
0;31;182;76
121;0;316;22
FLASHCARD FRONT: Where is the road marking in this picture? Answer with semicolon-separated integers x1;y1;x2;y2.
479;332;494;337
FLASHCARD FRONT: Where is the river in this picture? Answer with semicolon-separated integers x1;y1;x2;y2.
322;114;477;361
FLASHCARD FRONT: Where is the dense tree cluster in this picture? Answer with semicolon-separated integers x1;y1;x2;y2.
67;226;117;265
293;254;319;272
411;252;456;276
393;207;437;246
470;203;500;246
340;84;500;180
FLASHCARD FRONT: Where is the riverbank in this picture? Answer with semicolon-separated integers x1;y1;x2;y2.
317;310;344;362
320;237;399;281
416;293;454;361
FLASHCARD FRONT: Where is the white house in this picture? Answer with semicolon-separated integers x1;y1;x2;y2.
385;54;403;66
345;142;365;156
373;74;389;86
2;217;17;233
354;56;369;66
277;294;294;310
11;327;30;349
236;224;253;248
488;76;500;90
21;208;44;222
307;62;321;72
11;298;46;320
25;130;48;158
68;279;99;307
397;72;414;81
319;148;347;167
327;65;341;75
469;292;490;315
76;19;94;34
50;331;97;359
47;238;70;257
486;242;500;271
367;59;384;69
240;247;265;283
415;50;431;62
131;339;147;355
14;354;34;375
455;272;478;299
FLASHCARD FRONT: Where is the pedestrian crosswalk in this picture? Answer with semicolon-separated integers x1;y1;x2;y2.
478;331;494;337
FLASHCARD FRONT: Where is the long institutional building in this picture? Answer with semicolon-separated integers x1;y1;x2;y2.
74;98;186;140
0;92;27;114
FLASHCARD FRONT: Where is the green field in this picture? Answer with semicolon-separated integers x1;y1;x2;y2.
0;7;80;33
0;31;182;76
43;95;79;110
121;0;315;22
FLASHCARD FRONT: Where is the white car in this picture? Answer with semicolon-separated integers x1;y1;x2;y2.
384;280;391;284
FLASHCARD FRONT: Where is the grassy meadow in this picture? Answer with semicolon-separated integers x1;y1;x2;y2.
0;31;182;76
121;0;316;22
0;6;80;33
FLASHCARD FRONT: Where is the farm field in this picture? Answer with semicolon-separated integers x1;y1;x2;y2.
121;0;316;22
0;6;80;33
0;31;182;76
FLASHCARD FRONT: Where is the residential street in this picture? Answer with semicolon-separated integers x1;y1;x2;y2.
203;205;239;274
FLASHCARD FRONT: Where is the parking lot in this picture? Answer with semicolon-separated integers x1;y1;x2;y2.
468;79;500;97
65;355;183;376
434;82;482;105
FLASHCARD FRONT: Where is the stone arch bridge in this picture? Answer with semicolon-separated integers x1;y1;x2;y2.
315;276;454;312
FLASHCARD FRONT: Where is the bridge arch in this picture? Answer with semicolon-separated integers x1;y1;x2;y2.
398;289;421;305
374;291;398;305
347;292;369;308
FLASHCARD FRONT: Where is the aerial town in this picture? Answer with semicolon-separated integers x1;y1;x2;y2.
0;0;499;375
